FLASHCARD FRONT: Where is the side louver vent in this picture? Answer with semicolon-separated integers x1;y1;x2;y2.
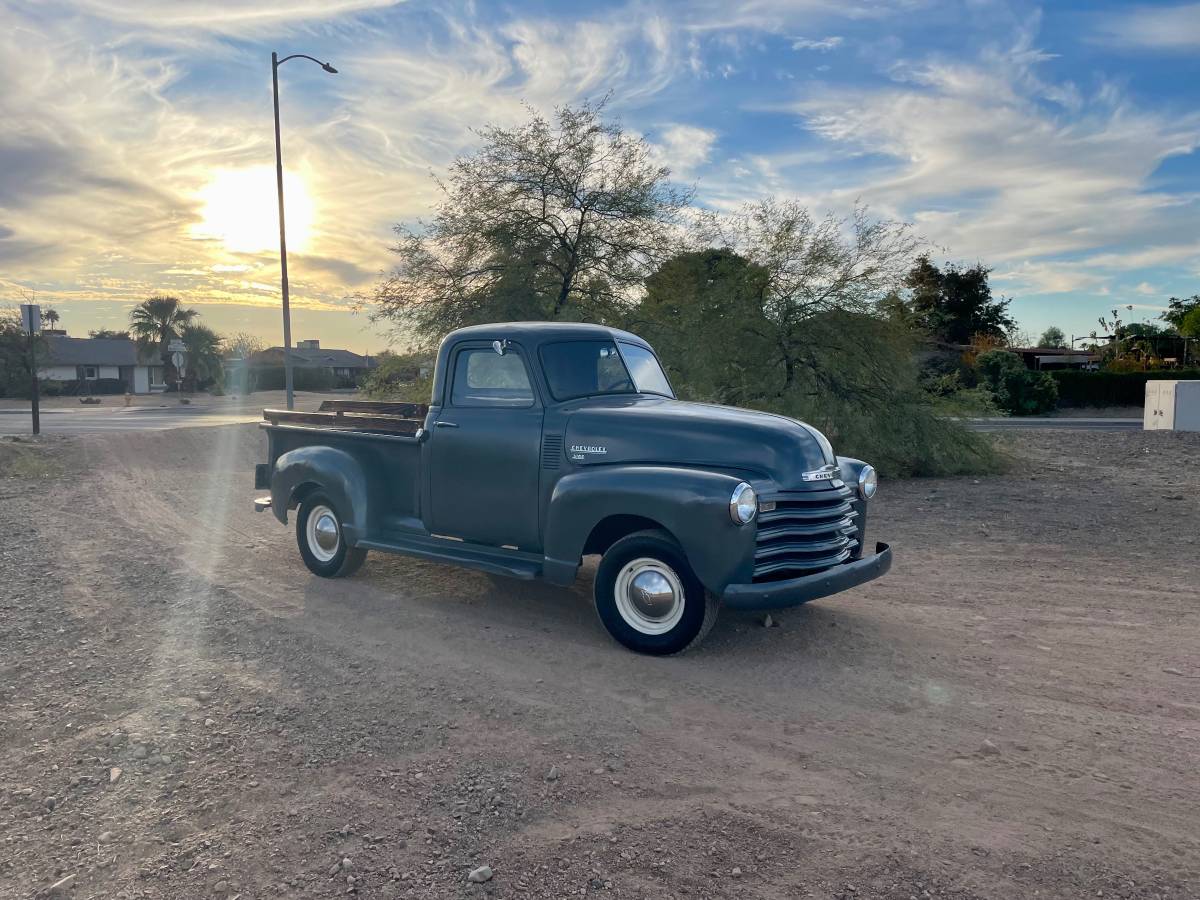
541;433;564;469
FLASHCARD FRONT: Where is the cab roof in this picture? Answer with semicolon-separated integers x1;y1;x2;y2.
442;321;651;350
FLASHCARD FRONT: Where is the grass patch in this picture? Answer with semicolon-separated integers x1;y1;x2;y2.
0;437;68;479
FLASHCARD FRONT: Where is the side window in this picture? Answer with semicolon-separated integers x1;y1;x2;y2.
451;348;535;407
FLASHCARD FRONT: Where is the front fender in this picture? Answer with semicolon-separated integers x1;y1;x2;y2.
543;466;757;593
270;446;370;545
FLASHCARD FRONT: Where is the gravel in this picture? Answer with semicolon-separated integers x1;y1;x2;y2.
1;426;1197;900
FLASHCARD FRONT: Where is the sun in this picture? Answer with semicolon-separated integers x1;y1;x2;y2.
193;166;315;254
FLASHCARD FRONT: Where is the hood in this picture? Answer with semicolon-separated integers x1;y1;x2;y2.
562;396;832;488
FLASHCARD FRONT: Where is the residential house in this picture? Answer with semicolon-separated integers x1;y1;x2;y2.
39;335;166;393
232;340;377;388
292;339;377;381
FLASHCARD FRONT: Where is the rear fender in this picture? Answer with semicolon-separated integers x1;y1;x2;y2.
543;466;757;593
270;446;369;545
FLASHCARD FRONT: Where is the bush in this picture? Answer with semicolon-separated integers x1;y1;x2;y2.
1049;369;1200;407
36;378;128;397
359;352;434;402
975;350;1058;415
247;366;337;392
645;309;1003;477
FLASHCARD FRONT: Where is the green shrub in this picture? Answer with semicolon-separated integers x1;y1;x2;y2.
975;350;1058;415
359;352;434;403
34;378;128;397
645;309;1003;477
248;366;337;392
1049;369;1200;407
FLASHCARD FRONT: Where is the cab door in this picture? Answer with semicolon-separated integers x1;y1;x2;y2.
428;342;544;550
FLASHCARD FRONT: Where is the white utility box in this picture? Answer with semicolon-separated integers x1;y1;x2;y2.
1144;380;1200;431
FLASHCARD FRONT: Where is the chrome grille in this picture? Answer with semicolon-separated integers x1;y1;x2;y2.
753;484;858;581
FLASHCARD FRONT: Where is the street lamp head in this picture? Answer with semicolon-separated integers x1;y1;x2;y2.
322;63;338;74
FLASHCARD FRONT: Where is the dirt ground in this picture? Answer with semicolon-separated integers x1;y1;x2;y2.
1;426;1198;900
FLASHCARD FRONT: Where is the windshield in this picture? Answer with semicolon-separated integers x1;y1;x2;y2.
618;342;673;397
540;340;674;401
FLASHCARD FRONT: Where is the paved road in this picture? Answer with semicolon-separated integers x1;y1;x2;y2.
966;416;1143;431
0;405;262;434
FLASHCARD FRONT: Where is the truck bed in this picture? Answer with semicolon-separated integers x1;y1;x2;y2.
262;399;429;436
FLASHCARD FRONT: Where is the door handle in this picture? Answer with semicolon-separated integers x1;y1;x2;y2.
435;421;459;428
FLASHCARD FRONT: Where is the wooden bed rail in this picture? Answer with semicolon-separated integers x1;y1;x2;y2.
316;399;430;418
262;404;425;435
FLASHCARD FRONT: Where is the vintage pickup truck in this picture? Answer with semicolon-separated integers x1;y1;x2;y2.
254;322;891;654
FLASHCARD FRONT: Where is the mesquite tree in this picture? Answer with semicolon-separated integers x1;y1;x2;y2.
370;101;691;344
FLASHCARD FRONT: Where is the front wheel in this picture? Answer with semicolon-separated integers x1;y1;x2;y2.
296;492;366;578
594;530;719;655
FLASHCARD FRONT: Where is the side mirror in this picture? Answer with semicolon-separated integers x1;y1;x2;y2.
492;339;508;356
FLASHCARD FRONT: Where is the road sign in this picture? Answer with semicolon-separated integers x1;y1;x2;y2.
171;351;185;370
19;305;40;434
20;304;40;334
168;338;186;353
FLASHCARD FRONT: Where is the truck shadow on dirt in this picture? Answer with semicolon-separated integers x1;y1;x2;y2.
295;550;885;671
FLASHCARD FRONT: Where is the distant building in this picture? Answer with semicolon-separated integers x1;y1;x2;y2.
38;335;165;393
225;339;378;390
288;339;378;380
1009;347;1099;371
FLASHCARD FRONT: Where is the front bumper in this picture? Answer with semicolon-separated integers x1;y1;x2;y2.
721;542;892;610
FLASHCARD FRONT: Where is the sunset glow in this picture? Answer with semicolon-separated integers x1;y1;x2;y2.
2;1;1197;347
192;167;315;254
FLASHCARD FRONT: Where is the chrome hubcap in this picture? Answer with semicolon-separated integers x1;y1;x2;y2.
614;557;684;635
307;504;340;562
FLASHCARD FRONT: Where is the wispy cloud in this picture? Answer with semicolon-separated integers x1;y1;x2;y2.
67;0;403;32
791;35;843;51
1092;3;1200;51
1;0;1197;346
652;124;718;178
784;24;1200;290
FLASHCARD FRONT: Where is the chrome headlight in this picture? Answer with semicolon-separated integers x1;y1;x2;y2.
729;482;757;525
857;465;878;500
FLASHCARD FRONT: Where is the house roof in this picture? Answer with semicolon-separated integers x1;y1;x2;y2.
45;336;143;367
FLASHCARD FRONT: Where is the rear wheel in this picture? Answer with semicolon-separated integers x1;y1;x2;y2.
594;529;718;655
296;492;366;578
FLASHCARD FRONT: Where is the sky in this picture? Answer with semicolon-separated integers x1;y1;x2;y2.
2;0;1198;353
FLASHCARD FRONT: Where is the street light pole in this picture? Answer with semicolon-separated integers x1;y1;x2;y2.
271;51;337;410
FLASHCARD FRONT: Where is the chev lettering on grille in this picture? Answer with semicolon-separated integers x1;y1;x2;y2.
800;467;838;482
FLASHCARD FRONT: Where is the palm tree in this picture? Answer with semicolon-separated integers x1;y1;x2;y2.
129;295;198;388
42;307;60;330
180;323;224;392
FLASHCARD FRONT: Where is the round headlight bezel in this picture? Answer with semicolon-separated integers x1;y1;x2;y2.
857;465;878;500
729;482;757;525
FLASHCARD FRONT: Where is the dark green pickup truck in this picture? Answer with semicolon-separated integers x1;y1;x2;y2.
255;322;891;654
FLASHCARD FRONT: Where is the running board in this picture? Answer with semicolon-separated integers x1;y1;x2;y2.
354;534;542;580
